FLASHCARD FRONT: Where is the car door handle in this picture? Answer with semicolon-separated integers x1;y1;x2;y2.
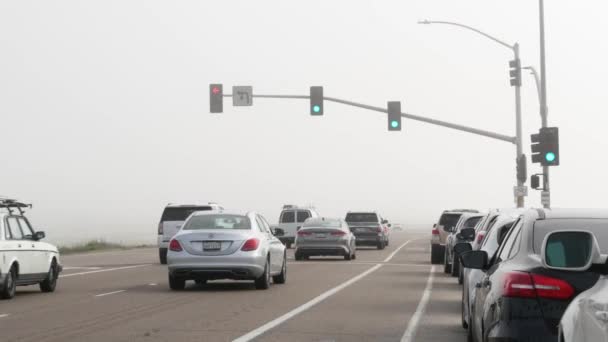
31;244;35;248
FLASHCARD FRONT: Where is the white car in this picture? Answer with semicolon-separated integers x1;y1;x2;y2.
559;275;608;342
274;204;320;249
157;203;223;264
167;210;287;290
0;199;62;300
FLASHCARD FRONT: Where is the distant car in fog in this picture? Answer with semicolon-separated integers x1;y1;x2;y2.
167;210;287;290
157;202;223;264
444;212;484;277
294;218;356;260
345;211;390;250
430;209;478;265
273;205;320;249
1;199;62;300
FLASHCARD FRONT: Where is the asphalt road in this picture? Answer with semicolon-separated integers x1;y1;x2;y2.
0;229;466;342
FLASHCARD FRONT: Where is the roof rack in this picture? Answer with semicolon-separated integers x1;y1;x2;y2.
0;198;32;215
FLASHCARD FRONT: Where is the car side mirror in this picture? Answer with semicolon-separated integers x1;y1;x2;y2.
433;223;437;228
382;220;388;224
272;228;285;237
387;224;392;228
541;230;606;271
34;231;46;241
454;242;472;257
460;250;488;270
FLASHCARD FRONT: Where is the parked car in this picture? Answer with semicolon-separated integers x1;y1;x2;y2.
157;202;223;264
274;205;320;249
431;209;479;265
470;210;502;251
559;274;608;342
462;209;608;342
0;199;62;300
444;212;484;277
345;211;390;250
458;212;519;337
167;210;287;290
294;217;356;260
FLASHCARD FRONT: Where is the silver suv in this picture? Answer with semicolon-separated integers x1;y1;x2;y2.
157;202;223;264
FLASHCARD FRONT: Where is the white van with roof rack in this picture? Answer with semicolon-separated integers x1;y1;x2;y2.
273;205;320;248
157;202;223;264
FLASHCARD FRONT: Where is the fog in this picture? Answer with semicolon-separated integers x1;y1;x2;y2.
1;1;607;245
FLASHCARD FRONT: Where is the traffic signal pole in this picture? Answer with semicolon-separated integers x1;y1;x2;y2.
223;92;516;143
539;0;551;208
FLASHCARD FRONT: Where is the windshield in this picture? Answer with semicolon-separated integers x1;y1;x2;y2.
345;213;378;223
161;206;212;222
183;214;251;230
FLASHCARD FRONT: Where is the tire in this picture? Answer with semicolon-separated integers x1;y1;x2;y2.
255;258;271;290
451;255;460;277
168;273;186;290
461;287;468;329
344;250;352;261
40;261;58;293
159;248;168;265
272;254;287;284
285;242;292;249
377;240;386;250
444;248;451;274
0;266;17;300
294;252;303;261
431;244;444;264
467;319;474;342
458;263;464;284
385;238;389;247
352;250;357;260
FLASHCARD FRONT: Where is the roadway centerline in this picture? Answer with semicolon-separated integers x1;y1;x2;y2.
232;239;413;342
95;290;126;297
401;266;437;342
0;314;10;318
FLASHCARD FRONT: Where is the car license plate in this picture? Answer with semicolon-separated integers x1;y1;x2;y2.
315;233;327;238
203;241;221;251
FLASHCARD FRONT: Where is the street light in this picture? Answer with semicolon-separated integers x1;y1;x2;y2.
418;19;525;208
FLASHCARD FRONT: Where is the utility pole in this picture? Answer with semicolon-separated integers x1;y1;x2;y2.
539;0;551;208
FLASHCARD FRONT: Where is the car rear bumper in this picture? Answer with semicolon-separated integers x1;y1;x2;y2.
168;251;267;280
354;235;381;245
487;319;556;342
157;235;169;249
295;245;349;256
169;265;264;280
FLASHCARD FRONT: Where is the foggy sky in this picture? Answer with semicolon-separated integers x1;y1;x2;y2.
1;1;606;244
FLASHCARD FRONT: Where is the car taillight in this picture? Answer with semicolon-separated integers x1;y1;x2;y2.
432;228;440;235
377;226;383;233
158;222;163;235
241;238;260;251
169;239;182;252
331;231;346;236
298;231;312;237
531;274;575;300
503;271;574;300
476;232;485;244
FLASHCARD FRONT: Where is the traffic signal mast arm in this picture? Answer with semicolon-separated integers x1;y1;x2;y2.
223;92;516;144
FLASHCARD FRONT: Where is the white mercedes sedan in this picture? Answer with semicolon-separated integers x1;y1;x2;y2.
167;210;287;290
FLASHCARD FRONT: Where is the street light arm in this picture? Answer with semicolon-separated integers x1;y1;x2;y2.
523;66;542;103
418;20;514;51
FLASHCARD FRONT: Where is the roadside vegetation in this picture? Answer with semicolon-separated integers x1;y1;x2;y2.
58;239;152;254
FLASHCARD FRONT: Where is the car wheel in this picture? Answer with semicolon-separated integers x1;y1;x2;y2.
273;254;287;284
467;318;474;342
385;238;389;247
285;242;292;249
451;255;460;277
168;273;186;290
458;264;464;284
295;252;303;261
352;250;357;260
195;279;207;286
461;287;468;329
255;258;271;290
159;248;168;265
431;244;443;264
443;248;451;274
344;250;352;261
0;266;17;300
40;260;58;293
377;240;385;250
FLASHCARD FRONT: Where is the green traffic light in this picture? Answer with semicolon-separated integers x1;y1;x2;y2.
545;152;556;162
391;120;399;128
313;105;321;113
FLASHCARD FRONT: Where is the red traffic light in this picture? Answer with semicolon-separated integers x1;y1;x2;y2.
212;87;221;95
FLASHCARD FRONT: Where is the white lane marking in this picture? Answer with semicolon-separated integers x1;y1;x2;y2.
400;266;436;342
384;240;415;262
95;290;126;297
60;264;151;278
232;264;383;342
0;314;9;318
148;283;158;286
288;261;429;267
63;266;102;270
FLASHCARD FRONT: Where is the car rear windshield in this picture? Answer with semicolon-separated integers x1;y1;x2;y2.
463;216;482;229
161;206;212;222
533;219;608;254
303;219;341;228
439;213;461;229
345;213;378;223
183;214;251;230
